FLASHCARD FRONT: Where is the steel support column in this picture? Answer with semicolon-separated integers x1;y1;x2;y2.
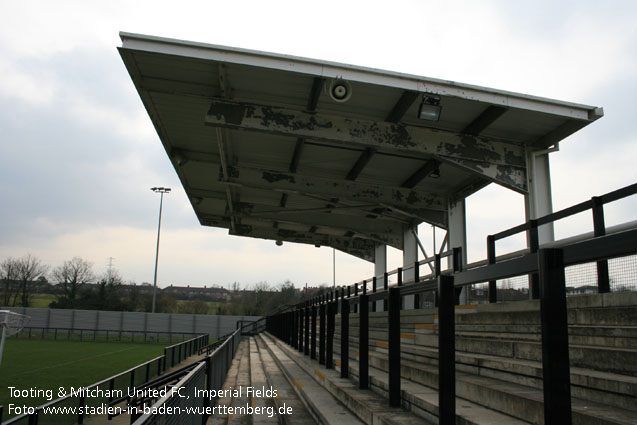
448;198;468;304
526;151;555;299
403;227;418;309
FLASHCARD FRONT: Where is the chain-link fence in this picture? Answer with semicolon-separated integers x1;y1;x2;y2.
468;254;637;303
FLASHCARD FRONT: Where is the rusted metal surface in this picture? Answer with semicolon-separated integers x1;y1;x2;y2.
219;165;447;211
205;98;528;192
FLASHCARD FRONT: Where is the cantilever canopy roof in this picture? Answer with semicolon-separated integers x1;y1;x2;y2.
119;32;603;261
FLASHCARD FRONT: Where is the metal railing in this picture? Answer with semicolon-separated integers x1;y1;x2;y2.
266;182;637;425
12;327;201;344
0;334;209;425
331;182;637;309
131;328;242;425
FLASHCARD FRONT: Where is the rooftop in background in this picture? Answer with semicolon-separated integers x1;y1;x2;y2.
119;32;603;262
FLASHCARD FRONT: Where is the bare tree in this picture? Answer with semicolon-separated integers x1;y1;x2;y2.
95;268;123;310
1;257;20;306
15;254;48;307
52;257;94;308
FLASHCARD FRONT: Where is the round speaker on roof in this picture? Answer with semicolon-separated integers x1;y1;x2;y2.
328;79;352;103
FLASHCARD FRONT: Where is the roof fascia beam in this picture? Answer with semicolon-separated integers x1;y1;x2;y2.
205;98;528;192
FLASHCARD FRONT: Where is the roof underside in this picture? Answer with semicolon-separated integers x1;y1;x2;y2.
119;32;603;261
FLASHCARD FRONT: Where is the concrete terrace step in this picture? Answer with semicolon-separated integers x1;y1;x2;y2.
343;348;637;425
256;333;366;425
265;332;525;425
334;336;637;412
208;339;251;425
258;333;432;425
249;338;279;425
336;328;637;376
253;336;317;425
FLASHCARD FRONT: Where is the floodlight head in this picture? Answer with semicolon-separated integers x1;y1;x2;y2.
418;94;442;121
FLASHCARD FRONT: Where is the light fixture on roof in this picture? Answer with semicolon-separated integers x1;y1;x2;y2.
172;152;188;167
418;94;442;121
275;240;283;246
430;165;441;179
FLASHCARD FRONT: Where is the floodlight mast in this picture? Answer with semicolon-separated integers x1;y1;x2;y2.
151;187;171;314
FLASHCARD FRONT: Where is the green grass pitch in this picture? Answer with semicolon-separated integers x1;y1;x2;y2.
0;338;165;420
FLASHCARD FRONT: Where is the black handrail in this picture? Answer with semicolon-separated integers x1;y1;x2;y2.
266;182;637;425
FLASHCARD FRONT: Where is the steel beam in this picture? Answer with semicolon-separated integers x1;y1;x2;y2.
220;164;446;212
205;98;528;192
229;226;376;261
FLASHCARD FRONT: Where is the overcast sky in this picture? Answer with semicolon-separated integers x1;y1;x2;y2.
0;0;635;290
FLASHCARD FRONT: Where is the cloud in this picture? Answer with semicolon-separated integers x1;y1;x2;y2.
0;0;635;290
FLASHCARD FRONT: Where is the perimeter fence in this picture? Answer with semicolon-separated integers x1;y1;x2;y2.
12;327;201;344
129;326;244;425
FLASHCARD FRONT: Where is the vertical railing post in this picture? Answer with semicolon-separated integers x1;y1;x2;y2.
340;298;350;378
384;272;389;311
487;235;497;303
304;302;310;356
538;248;572;424
298;306;304;353
359;292;369;389
354;282;359;313
78;394;85;424
311;303;317;359
388;286;401;407
453;247;463;304
592;196;610;293
529;219;540;299
397;267;403;310
372;276;377;312
326;297;335;369
319;299;326;365
438;274;456;424
414;261;420;309
434;254;441;307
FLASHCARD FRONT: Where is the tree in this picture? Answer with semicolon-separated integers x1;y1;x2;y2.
14;254;48;307
0;257;20;306
52;257;94;308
